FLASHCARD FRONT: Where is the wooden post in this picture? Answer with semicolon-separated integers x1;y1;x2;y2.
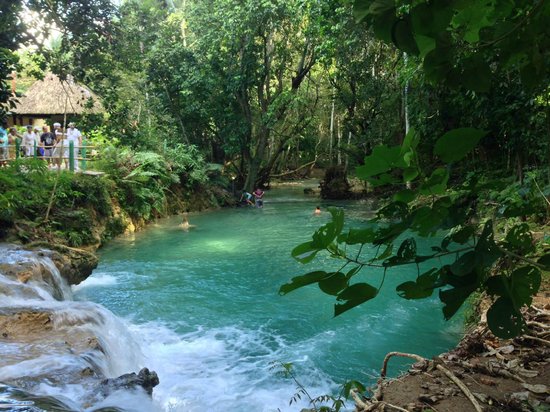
69;140;74;172
81;140;87;172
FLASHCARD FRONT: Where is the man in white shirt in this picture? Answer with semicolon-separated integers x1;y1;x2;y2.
22;125;38;157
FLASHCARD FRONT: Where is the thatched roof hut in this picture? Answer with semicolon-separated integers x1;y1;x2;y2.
12;72;103;117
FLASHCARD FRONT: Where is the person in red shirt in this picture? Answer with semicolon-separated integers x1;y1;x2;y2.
253;188;264;208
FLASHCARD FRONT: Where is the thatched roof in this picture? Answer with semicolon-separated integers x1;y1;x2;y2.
12;73;103;115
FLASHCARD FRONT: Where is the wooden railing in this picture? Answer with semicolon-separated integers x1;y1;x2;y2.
1;140;98;172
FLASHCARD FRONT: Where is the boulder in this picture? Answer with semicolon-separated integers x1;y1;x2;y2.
99;368;160;397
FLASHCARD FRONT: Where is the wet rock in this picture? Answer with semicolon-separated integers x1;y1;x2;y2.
27;242;98;285
0;383;77;412
99;368;159;397
0;310;53;339
81;367;96;377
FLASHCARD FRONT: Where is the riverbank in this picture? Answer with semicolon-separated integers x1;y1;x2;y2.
351;285;550;412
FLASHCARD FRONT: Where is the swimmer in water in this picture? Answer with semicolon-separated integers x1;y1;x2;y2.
180;213;196;231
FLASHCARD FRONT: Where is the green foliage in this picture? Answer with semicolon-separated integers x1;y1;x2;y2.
96;147;182;220
353;0;549;92
283;128;549;339
164;144;208;188
270;361;354;412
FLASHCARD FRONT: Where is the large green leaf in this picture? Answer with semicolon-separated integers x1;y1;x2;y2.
396;268;438;299
353;0;371;22
485;275;508;298
335;283;378;316
340;227;376;245
538;253;550;270
373;9;398;43
393;189;416;203
279;271;330;295
505;223;534;254
434;128;487;163
419;168;449;195
291;241;319;263
509;266;541;307
475;220;502;266
397;238;417;260
439;284;477;319
487;297;525;339
423;47;454;82
328;207;345;237
356;145;404;179
319;272;348;296
392;17;419;55
450;251;479;276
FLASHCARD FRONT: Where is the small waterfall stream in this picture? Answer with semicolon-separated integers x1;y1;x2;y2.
0;244;148;411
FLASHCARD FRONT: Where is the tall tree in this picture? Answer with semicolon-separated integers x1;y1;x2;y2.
185;0;325;189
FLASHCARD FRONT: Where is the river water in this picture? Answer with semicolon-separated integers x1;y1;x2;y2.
72;182;463;411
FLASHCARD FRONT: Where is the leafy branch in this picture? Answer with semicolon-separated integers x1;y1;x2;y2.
281;128;549;338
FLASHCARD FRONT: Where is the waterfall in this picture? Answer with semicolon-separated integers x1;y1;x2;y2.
0;244;146;410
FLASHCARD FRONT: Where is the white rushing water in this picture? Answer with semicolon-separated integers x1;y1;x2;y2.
0;245;151;411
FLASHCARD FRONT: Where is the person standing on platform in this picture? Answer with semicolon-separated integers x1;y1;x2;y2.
40;125;56;164
53;122;62;142
7;127;21;160
22;125;38;157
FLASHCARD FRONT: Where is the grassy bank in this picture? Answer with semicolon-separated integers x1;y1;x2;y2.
0;147;234;249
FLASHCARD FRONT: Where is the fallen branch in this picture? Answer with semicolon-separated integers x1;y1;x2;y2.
270;160;316;178
526;321;550;330
434;363;483;412
461;361;525;383
522;335;550;347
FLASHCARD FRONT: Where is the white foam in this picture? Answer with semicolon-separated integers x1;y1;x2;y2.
126;322;342;412
72;274;119;292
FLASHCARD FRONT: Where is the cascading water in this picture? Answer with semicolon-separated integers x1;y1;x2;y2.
0;245;148;411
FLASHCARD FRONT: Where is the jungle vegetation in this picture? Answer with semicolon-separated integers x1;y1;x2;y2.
0;1;549;338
